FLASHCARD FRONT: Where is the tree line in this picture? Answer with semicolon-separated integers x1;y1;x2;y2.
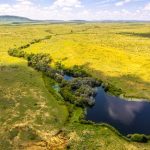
8;44;101;107
8;38;123;107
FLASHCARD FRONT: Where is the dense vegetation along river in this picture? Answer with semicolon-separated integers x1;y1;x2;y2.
64;75;150;135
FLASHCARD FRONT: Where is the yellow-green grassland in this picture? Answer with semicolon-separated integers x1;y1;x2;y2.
0;23;150;149
24;23;150;99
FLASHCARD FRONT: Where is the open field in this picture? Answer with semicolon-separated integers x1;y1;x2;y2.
0;25;69;149
24;23;150;99
0;23;150;149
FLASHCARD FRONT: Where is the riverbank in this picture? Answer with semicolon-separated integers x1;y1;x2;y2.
43;73;150;143
8;42;150;142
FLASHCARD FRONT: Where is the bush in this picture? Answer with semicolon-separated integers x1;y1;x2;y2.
68;77;100;92
8;36;52;59
75;85;96;97
45;68;57;78
27;53;52;71
60;87;77;103
55;61;65;70
127;134;148;143
54;74;64;83
103;83;122;96
8;48;25;57
59;78;97;107
19;44;30;50
30;39;40;44
64;65;88;77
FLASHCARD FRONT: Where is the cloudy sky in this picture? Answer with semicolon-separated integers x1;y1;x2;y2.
0;0;150;20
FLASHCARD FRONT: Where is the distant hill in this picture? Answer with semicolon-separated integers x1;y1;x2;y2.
0;15;32;23
0;15;66;24
0;15;149;24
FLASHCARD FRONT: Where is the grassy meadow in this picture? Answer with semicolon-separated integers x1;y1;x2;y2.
0;25;69;149
24;23;150;99
0;23;150;149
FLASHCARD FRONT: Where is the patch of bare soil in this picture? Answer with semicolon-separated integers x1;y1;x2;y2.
21;133;68;150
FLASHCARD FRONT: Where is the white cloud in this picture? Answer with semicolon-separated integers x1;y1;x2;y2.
0;0;150;20
52;0;82;8
0;4;14;13
115;0;131;6
107;98;144;125
62;7;73;11
144;3;150;11
0;0;84;20
16;0;33;5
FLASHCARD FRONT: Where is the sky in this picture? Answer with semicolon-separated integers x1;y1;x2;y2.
0;0;150;20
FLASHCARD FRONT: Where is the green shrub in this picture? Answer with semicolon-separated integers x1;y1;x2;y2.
55;61;65;70
19;44;30;50
60;87;77;103
103;83;122;96
127;134;148;143
8;48;25;57
64;65;88;77
27;53;52;71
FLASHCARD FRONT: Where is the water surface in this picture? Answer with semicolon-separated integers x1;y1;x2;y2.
64;75;73;81
64;75;150;135
86;87;150;135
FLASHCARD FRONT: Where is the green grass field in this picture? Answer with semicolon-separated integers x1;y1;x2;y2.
24;23;150;99
0;25;69;149
0;23;150;149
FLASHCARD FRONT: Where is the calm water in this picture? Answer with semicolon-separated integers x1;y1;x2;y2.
64;75;73;81
64;75;150;135
86;87;150;135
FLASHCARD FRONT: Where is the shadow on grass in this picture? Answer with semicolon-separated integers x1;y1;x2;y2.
82;63;150;99
118;32;150;38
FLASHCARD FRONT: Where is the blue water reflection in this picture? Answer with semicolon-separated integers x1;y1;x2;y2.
86;87;150;135
64;75;73;81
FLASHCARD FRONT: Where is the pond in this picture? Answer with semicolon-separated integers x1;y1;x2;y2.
64;75;150;135
64;75;73;81
86;86;150;135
